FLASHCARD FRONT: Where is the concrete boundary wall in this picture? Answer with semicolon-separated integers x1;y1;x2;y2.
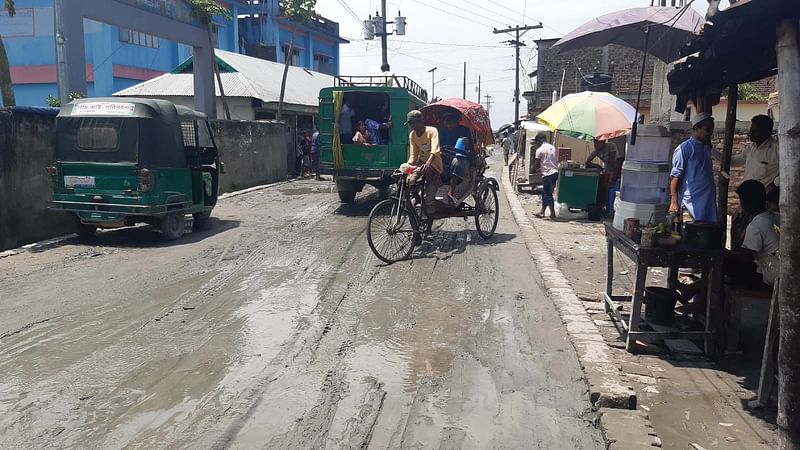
210;119;288;193
0;110;289;251
0;109;73;250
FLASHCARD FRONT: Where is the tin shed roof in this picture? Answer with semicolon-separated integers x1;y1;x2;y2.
114;50;334;108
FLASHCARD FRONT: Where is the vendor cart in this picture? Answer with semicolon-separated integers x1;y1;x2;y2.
556;166;600;210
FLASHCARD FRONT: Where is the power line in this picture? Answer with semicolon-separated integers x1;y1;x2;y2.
523;0;529;23
456;0;526;27
407;0;495;29
335;0;362;27
390;39;506;48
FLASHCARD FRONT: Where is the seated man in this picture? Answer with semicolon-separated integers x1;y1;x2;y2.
437;111;474;203
406;110;443;225
726;180;780;287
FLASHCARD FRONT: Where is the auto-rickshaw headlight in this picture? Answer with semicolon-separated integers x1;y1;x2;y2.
138;168;153;192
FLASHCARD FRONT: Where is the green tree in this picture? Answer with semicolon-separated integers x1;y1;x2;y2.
0;0;16;107
737;83;769;102
46;92;85;108
280;0;317;20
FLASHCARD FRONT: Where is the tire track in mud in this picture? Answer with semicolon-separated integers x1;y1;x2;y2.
205;227;387;448
0;191;340;448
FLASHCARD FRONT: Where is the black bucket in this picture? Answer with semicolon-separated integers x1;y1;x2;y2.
644;287;680;326
587;203;603;221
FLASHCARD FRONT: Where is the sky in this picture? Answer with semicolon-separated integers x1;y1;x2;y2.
315;0;707;127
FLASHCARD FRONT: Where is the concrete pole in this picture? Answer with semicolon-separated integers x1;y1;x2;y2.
775;17;800;450
380;0;389;72
54;0;87;104
514;28;521;125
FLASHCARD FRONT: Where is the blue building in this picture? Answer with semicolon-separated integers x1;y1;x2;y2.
1;0;346;107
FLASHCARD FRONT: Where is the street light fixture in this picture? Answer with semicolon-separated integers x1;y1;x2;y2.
428;67;437;101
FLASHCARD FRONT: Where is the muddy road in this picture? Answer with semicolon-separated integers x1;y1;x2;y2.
0;162;603;449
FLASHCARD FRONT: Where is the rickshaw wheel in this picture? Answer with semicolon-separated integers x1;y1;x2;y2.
160;211;185;241
475;186;499;239
367;199;416;264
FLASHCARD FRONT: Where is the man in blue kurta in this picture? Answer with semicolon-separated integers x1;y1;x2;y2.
670;112;718;223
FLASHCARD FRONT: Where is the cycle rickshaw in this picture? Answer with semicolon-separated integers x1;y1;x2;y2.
366;99;499;263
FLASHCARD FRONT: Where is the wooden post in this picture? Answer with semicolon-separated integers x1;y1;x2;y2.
277;39;294;122
206;23;231;120
718;84;738;239
775;17;800;450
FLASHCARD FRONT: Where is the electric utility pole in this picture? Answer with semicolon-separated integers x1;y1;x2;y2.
363;1;406;73
477;75;481;103
484;94;493;116
462;62;467;99
493;24;542;125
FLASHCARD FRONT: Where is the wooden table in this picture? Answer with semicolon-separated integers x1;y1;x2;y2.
603;223;724;353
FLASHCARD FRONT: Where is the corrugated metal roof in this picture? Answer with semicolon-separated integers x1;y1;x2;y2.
114;50;334;107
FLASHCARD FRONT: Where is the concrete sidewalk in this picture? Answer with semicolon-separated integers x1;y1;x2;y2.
501;169;778;449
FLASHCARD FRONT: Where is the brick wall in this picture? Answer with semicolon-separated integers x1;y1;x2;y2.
669;121;751;213
530;39;655;114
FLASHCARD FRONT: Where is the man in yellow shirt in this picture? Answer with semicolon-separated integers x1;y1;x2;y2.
406;110;443;219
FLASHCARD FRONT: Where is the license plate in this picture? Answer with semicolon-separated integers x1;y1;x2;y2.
64;176;96;188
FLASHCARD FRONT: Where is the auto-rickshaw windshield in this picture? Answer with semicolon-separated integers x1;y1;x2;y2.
56;117;140;163
55;116;187;167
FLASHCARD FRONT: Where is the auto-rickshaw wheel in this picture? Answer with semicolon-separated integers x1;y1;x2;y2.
76;222;97;241
160;211;185;241
193;211;212;231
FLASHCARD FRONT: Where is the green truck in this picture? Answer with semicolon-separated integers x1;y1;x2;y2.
319;76;428;203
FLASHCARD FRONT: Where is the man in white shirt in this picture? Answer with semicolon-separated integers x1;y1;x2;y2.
726;180;780;287
744;115;779;190
534;133;559;218
731;115;780;249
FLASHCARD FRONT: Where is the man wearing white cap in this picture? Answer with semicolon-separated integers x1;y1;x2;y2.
669;112;718;223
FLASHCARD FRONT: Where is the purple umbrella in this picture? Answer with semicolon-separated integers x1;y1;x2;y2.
554;6;705;63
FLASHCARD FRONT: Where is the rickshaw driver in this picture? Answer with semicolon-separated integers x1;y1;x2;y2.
406;110;444;225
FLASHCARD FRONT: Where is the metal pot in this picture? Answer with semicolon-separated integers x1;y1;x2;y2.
682;222;724;250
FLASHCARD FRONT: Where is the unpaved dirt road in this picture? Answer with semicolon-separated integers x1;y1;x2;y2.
0;161;603;449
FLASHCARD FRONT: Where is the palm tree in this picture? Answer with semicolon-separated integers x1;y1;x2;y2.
0;0;16;107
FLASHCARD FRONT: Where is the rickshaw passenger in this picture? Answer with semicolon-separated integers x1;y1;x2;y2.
406;110;443;219
437;111;473;203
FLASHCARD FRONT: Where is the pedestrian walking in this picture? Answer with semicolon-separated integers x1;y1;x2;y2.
534;133;558;219
502;130;513;166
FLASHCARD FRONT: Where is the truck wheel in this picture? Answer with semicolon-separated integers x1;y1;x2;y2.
160;211;185;241
193;211;212;231
76;223;97;241
338;190;357;203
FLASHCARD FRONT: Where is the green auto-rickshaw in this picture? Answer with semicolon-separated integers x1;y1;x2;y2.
47;97;223;241
319;76;428;203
